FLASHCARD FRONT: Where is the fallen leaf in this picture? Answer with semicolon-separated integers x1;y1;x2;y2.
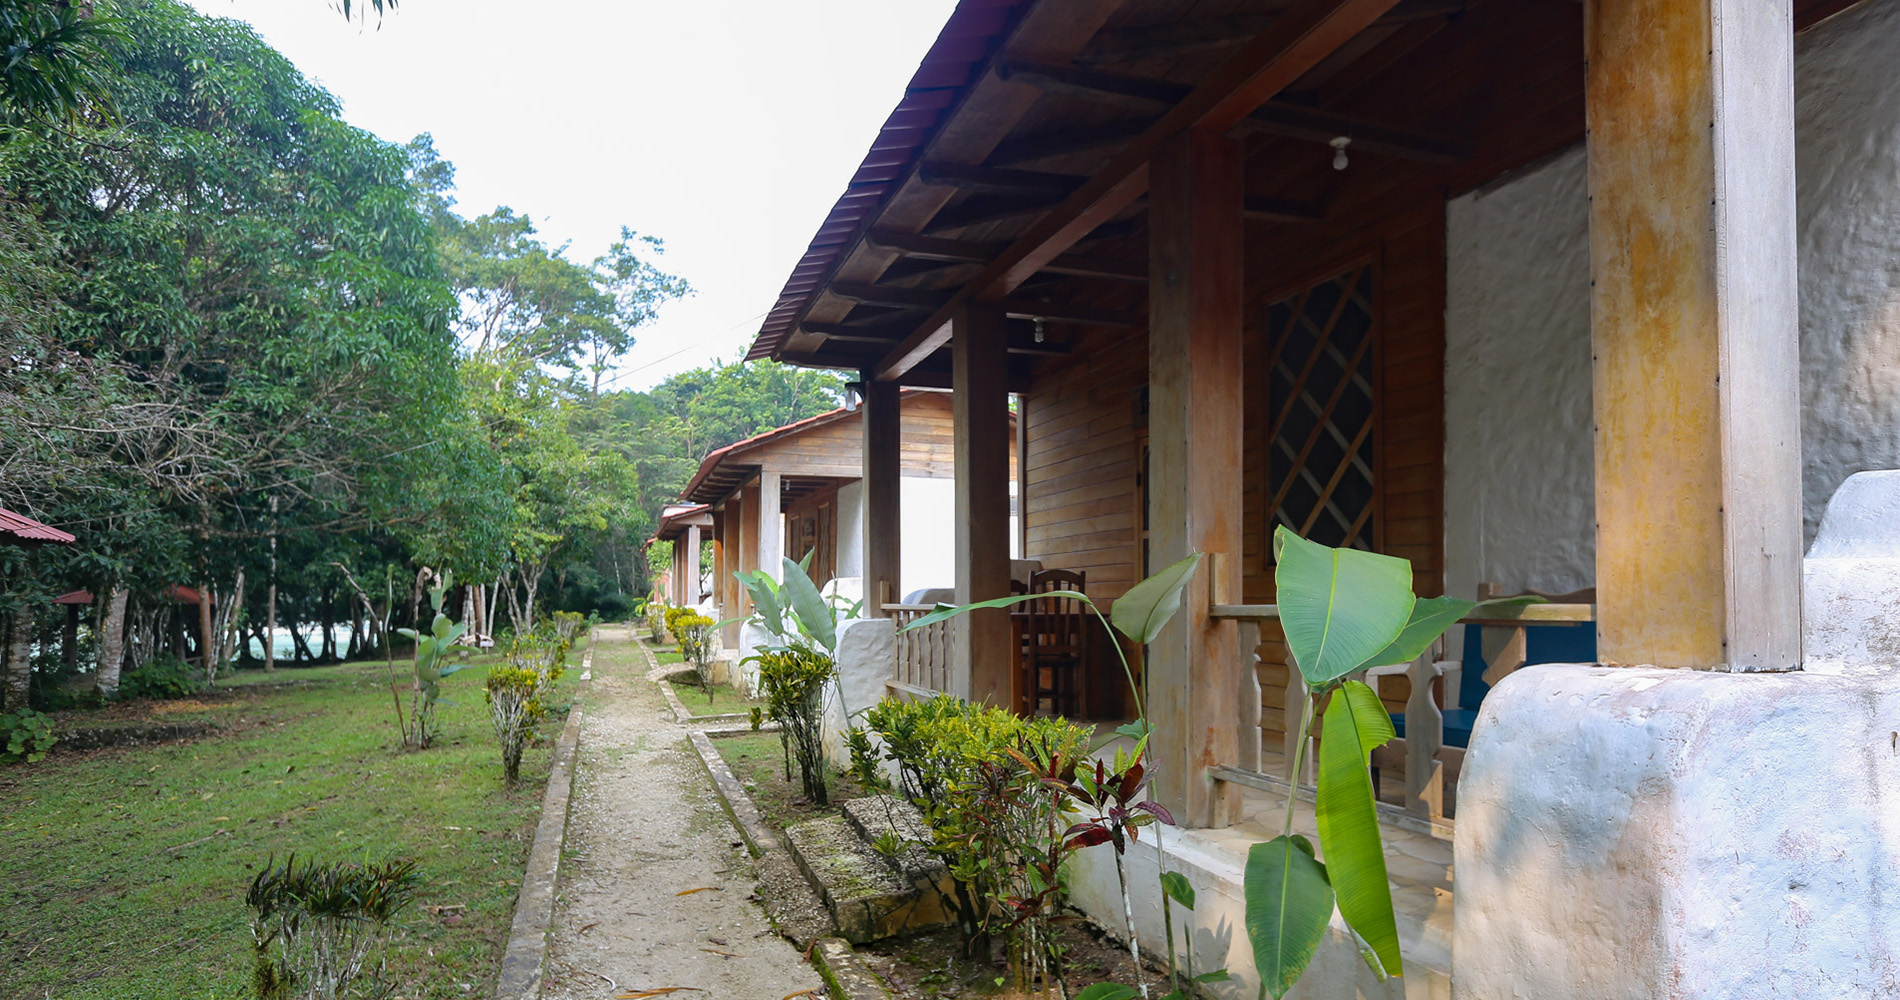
699;947;741;958
783;990;819;999
615;990;703;999
674;887;721;896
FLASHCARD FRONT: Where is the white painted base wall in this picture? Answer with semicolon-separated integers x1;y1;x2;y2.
1443;0;1900;600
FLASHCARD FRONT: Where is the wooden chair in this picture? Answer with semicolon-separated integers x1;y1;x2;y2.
1021;569;1087;718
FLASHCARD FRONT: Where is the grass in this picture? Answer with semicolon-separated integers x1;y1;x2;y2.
666;678;762;717
0;637;591;1000
710;730;863;830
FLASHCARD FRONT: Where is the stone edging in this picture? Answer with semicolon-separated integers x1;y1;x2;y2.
493;640;592;1000
687;728;782;855
810;936;897;1000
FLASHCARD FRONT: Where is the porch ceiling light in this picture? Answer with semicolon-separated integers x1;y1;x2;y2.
1330;136;1351;171
1033;316;1046;343
843;381;863;411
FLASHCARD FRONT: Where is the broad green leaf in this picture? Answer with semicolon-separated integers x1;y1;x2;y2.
900;591;1090;632
1315;681;1402;980
1109;552;1203;645
1072;985;1139;1000
779;556;835;653
1193;970;1233;983
1355;595;1474;672
736;570;784;636
1244;835;1336;999
1273;527;1414;685
1160;870;1195;911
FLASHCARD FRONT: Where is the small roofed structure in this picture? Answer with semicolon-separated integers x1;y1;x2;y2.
0;507;75;548
646;503;713;608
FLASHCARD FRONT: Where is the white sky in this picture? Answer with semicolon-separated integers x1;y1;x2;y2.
184;0;959;391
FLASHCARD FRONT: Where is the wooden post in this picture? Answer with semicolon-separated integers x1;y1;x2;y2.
1015;392;1030;559
1147;128;1246;828
952;300;1014;707
862;376;902;616
737;483;758;616
1586;0;1802;670
759;470;784;582
684;524;702;606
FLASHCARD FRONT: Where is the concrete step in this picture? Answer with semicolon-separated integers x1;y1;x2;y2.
784;796;952;944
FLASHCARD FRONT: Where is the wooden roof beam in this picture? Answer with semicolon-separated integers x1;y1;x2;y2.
987;119;1155;165
915;165;1320;226
874;0;1405;383
868;230;1149;282
830;281;1136;328
998;59;1468;163
801;319;1072;357
1075;0;1462;65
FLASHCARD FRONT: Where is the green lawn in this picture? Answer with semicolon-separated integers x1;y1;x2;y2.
711;731;864;830
0;639;589;999
667;678;763;717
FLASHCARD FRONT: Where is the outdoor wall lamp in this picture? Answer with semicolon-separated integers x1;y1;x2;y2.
1331;136;1352;171
843;381;863;411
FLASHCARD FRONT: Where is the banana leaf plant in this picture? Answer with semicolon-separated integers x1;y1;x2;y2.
395;570;471;749
1248;526;1532;998
729;553;864;659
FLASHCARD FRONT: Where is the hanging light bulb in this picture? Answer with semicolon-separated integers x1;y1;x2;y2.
1033;316;1046;344
1330;136;1352;171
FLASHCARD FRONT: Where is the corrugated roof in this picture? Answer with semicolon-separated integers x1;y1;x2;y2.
746;0;1029;363
0;507;75;546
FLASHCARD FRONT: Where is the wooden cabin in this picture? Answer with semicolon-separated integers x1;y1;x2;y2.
655;391;1018;637
742;0;1900;993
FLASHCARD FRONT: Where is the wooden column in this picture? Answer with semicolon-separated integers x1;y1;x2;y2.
710;508;726;609
862;376;902;612
759;471;784;582
1587;0;1802;671
952;301;1014;707
1148;128;1246;828
684;524;702;606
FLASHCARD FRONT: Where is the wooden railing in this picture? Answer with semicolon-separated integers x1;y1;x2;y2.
884;603;954;699
1208;600;1596;830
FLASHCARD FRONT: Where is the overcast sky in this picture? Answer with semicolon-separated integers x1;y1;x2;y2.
184;0;958;390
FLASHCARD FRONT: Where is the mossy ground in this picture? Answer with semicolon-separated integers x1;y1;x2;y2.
0;640;583;999
710;730;863;831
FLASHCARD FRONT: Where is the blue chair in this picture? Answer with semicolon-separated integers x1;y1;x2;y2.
1392;622;1596;748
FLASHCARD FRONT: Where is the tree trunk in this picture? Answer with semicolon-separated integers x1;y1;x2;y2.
95;587;129;697
216;570;245;670
198;583;216;681
292;624;315;664
320;589;336;662
4;612;31;712
264;578;277;672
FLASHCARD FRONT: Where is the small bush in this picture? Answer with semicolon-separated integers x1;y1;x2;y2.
119;654;202;700
484;666;545;787
0;707;57;763
643;602;668;642
673;611;718;698
753;645;834;806
246;854;422;1000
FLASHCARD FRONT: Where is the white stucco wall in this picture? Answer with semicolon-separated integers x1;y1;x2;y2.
895;476;1020;598
1443;147;1595;602
1443;0;1900;598
834;480;865;582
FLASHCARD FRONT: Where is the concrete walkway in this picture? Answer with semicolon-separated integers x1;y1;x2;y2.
539;626;824;999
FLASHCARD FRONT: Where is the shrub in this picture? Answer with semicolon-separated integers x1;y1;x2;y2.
753;645;834;806
854;695;1094;987
484;666;545;787
662;604;694;643
506;631;565;686
550;610;586;644
644;602;668;642
0;707;56;764
673;611;718;697
119;654;203;700
246;854;422;1000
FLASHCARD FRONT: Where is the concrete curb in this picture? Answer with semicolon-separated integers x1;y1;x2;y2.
493;642;592;1000
810;937;897;1000
688;729;783;855
655;672;756;727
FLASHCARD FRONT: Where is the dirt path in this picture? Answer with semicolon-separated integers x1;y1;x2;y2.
539;626;824;999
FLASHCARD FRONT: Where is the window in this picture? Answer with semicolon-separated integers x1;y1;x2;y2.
1265;264;1378;555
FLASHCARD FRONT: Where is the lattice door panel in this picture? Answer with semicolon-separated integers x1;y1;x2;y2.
1265;265;1377;552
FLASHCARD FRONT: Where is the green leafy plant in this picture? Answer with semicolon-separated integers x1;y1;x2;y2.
484;665;545;787
119;653;203;700
1244;526;1523;997
550;610;586;644
899;553;1207;996
752;645;834;805
673;610;719;698
853;696;1095;988
0;707;56;764
644;601;668;643
246;854;423;1000
394;571;471;749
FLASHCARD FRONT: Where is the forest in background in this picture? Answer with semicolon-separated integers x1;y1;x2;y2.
0;0;844;699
